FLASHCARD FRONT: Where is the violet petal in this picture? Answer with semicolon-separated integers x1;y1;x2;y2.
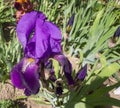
76;64;87;81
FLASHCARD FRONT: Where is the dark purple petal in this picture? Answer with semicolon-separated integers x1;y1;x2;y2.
54;55;74;85
112;26;120;42
67;13;75;27
24;89;31;96
10;58;25;89
10;57;40;96
113;26;120;38
66;13;75;33
23;60;40;95
76;64;87;81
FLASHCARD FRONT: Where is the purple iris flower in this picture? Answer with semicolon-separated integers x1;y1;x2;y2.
76;64;87;81
11;10;74;96
16;11;62;60
10;57;40;96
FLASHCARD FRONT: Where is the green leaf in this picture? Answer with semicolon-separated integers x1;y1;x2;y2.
99;54;107;68
74;102;93;108
87;82;120;98
51;59;60;79
86;62;120;92
98;62;120;78
86;96;120;107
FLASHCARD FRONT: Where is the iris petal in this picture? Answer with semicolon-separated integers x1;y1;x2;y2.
11;59;25;89
112;26;120;42
113;26;120;38
16;11;39;48
45;21;62;40
66;13;75;33
76;64;87;81
54;55;74;85
10;57;40;96
23;62;40;95
16;11;62;60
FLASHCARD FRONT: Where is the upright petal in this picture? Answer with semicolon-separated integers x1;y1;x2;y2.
45;21;62;40
45;21;62;54
35;15;51;60
16;11;37;48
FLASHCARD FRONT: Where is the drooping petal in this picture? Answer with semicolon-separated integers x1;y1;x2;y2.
23;61;40;95
10;57;40;96
76;64;87;81
10;59;25;89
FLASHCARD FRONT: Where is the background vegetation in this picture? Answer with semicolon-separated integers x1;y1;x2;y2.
0;0;120;108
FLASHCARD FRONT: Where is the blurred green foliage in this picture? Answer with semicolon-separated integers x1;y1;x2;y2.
0;0;22;82
0;100;16;108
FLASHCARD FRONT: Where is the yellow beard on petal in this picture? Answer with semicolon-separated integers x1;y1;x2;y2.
27;58;35;63
22;58;35;72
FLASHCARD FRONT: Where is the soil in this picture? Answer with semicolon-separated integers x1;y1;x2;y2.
0;80;52;108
